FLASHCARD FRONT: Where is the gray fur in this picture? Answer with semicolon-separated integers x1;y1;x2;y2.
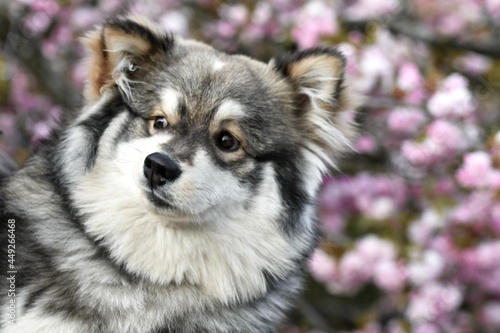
0;16;355;333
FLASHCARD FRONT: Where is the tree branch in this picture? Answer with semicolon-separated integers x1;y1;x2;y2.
343;14;500;58
388;16;500;58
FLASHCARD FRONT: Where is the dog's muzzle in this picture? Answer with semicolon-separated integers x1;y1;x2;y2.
143;153;181;187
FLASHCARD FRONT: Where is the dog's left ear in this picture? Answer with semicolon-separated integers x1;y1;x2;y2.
81;15;173;103
272;48;357;171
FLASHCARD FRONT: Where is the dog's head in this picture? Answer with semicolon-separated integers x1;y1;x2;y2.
60;15;355;303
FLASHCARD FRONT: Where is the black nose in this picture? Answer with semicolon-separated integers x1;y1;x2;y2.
143;153;181;187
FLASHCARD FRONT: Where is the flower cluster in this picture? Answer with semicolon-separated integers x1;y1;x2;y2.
1;1;500;332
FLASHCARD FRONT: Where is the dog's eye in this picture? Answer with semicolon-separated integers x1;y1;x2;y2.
216;132;240;152
153;116;168;130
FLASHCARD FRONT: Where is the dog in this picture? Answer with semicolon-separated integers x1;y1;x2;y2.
0;15;355;333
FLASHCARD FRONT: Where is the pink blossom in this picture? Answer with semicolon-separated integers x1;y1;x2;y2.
321;213;345;234
387;107;426;135
401;141;435;166
342;0;400;20
456;151;500;189
355;46;394;93
428;74;475;118
454;53;493;75
475;241;500;271
335;250;373;293
98;0;122;13
359;196;397;220
356;235;397;262
23;11;51;36
408;250;445;285
481;302;500;330
159;11;190;36
338;43;359;78
221;4;248;26
397;62;422;91
31;121;52;145
426;120;467;153
31;0;59;15
402;120;466;166
70;8;103;30
397;62;426;103
408;210;444;245
451;191;495;224
407;283;463;322
413;323;440;333
291;1;337;49
373;260;407;292
355;135;377;153
308;249;336;283
436;15;466;35
42;39;58;57
487;0;500;17
72;61;87;89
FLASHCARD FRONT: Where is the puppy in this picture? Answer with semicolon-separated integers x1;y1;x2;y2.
0;15;355;333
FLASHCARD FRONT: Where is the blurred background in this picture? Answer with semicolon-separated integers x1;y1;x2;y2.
1;0;500;332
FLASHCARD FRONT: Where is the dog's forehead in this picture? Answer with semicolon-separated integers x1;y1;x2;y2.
154;42;276;117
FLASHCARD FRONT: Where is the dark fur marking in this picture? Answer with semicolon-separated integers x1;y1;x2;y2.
78;98;127;169
105;18;174;54
256;149;312;235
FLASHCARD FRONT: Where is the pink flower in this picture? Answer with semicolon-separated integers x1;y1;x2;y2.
159;11;189;36
342;0;400;20
408;250;445;285
402;120;466;166
70;8;103;30
451;191;494;225
475;241;500;271
360;196;397;220
407;282;463;322
387;107;426;134
31;121;53;146
31;0;59;15
413;323;440;333
355;135;377;153
292;1;337;49
398;63;426;103
401;141;434;166
436;15;466;35
428;74;475;118
221;4;248;26
426;119;467;153
335;250;372;293
397;62;422;91
356;235;397;262
308;249;336;283
481;302;500;330
408;210;444;245
99;0;122;13
487;0;500;17
321;213;345;234
23;11;52;36
373;260;407;292
355;46;394;93
454;53;493;75
337;43;359;77
456;151;500;189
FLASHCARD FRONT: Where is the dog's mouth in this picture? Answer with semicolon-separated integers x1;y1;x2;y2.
146;190;175;210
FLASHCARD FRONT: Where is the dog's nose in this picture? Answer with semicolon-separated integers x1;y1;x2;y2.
143;153;181;187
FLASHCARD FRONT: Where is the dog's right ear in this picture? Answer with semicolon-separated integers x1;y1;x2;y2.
81;15;173;103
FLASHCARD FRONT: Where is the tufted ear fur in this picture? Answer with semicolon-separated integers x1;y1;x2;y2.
272;48;357;172
81;15;173;103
